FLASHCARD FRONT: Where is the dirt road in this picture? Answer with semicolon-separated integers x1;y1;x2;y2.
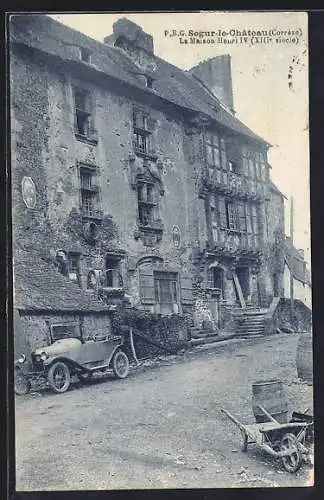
15;333;313;490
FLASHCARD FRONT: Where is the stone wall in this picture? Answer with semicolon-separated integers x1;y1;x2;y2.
11;45;195;315
17;311;112;357
277;298;312;333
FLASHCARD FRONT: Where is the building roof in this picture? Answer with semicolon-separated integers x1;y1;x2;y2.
269;180;287;199
13;250;112;313
10;14;269;146
284;238;310;285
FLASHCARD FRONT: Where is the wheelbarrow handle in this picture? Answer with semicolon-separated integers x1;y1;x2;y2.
256;405;280;424
221;408;246;432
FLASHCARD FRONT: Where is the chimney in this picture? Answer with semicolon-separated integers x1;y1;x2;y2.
104;18;154;55
189;55;235;113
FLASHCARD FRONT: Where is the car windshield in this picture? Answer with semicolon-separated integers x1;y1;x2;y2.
50;323;81;342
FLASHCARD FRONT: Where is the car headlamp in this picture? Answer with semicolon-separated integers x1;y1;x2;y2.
40;352;49;361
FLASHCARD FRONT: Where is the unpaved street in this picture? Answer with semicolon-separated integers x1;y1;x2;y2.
15;333;313;490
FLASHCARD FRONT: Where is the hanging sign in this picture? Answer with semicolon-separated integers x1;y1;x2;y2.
21;176;36;209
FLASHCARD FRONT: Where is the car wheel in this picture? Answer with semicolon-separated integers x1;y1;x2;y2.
14;368;31;395
47;361;71;393
112;350;129;379
77;372;93;384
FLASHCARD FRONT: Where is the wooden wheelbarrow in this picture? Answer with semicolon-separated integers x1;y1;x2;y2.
221;405;313;473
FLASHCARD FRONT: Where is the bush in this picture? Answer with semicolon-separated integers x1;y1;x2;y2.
111;306;191;359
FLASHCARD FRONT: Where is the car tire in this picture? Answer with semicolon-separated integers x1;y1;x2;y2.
112;350;129;379
47;361;71;393
14;368;31;395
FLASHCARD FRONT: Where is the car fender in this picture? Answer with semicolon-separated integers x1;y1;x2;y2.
43;356;88;372
106;343;124;366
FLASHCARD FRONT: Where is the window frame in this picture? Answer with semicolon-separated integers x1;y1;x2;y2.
137;180;158;227
78;163;101;220
73;86;97;144
133;108;152;156
153;271;179;313
67;252;81;286
79;47;92;64
207;267;224;294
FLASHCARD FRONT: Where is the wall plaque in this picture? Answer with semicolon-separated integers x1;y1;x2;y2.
172;225;181;248
21;176;36;209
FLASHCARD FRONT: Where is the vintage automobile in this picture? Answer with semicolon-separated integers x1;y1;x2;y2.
14;322;130;395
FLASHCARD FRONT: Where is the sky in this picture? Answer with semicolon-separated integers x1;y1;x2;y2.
51;12;310;266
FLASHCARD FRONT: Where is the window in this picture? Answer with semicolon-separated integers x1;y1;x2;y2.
137;181;157;227
68;253;81;285
74;88;92;137
218;197;227;229
226;201;237;230
105;257;123;288
50;323;81;342
205;132;221;171
79;47;91;63
154;271;179;314
133;109;152;155
214;198;260;234
79;165;101;219
228;160;240;174
146;76;154;89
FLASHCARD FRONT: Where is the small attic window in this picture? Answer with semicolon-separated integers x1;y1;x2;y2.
79;47;91;64
146;77;154;89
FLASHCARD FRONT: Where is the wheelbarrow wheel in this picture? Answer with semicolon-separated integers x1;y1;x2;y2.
280;433;302;473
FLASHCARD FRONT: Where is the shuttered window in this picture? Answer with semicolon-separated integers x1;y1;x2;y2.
139;266;155;304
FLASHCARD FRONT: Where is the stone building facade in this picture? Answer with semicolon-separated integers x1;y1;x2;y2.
10;14;287;351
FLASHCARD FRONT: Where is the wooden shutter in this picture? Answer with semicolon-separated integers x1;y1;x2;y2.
246;204;252;233
218;197;227;228
238;202;247;231
139;265;155;304
180;276;194;305
251;204;258;234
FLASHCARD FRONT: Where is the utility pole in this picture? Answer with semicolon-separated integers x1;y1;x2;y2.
290;197;294;325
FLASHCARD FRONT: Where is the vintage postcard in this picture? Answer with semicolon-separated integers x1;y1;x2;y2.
10;11;312;490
